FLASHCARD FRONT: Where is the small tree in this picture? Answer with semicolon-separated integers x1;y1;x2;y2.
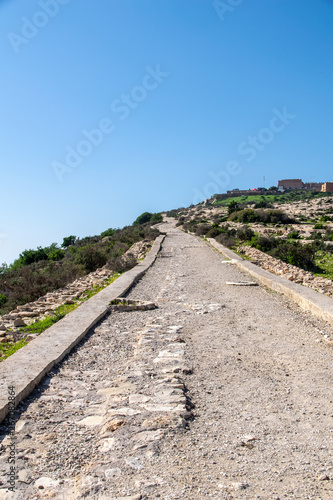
62;235;76;248
228;201;239;216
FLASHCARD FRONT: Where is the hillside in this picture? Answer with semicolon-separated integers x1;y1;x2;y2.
167;190;333;293
0;212;162;360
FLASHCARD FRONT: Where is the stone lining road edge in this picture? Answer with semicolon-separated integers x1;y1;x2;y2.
1;230;333;424
0;235;165;423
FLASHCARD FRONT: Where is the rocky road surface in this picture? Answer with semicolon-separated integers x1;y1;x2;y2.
0;222;332;499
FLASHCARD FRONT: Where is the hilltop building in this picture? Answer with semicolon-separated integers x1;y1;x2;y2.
278;179;303;190
303;182;323;191
278;179;324;192
321;182;333;193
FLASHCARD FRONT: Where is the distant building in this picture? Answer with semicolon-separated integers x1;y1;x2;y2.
278;179;303;190
303;182;324;191
321;182;333;193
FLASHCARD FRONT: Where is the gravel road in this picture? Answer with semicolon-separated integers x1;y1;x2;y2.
0;222;332;499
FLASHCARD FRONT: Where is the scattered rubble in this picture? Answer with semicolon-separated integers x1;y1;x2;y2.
239;245;333;296
0;241;152;352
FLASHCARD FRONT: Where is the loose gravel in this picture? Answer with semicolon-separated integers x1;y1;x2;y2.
0;222;332;499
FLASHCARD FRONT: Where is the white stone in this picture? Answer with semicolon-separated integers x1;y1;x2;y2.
34;477;59;489
77;415;104;427
15;420;27;433
124;457;143;470
129;394;151;404
100;438;116;452
104;468;122;479
108;407;141;416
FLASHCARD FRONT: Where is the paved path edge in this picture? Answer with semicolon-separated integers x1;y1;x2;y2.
0;235;165;423
208;237;333;328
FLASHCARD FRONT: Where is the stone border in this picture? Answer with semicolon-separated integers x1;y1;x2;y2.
0;235;165;424
207;238;333;328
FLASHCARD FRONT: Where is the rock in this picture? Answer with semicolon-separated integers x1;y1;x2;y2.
317;474;330;481
15;420;27;432
34;477;59;489
104;467;122;479
77;415;104;427
100;418;125;435
17;469;31;484
13;318;27;327
124;457;143;470
99;437;116;452
108;407;141;416
131;430;162;445
129;394;151;404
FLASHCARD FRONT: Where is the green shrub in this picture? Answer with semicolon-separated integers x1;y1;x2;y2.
206;227;223;238
215;233;236;248
62;235;76;248
229;208;293;224
133;212;163;226
195;224;212;236
228;200;240;216
100;228;116;238
287;230;300;239
270;242;315;270
254;200;272;209
165;209;178;218
74;244;108;272
0;294;7;307
107;254;137;273
320;215;332;222
250;235;316;271
236;226;254;241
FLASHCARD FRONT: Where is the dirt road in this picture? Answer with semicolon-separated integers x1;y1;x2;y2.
0;222;332;499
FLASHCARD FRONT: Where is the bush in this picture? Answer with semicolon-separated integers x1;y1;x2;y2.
215;233;236;248
228;201;240;216
62;235;76;248
229;209;293;224
254;200;272;209
270;242;315;270
165;209;178;218
0;294;7;307
251;235;278;252
206;227;223;238
250;235;316;271
100;228;116;238
73;244;108;272
0;216;160;314
195;224;212;236
133;212;163;226
107;254;137;273
287;230;300;239
236;226;254;241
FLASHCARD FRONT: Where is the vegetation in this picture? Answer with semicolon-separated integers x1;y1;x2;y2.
227;200;239;216
228;209;293;224
213;190;333;207
133;212;163;225
249;235;316;270
0;338;29;361
0;214;161;316
22;273;120;336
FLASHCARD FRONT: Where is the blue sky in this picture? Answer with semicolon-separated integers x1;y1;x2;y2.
1;0;333;264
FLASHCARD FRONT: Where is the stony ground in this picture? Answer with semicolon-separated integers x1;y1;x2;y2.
0;222;332;499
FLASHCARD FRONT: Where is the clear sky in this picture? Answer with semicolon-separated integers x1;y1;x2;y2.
1;0;333;264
